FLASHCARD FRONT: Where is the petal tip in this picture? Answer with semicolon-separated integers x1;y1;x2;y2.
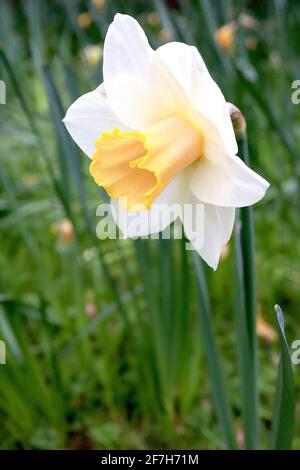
112;12;134;25
205;256;219;271
112;12;123;23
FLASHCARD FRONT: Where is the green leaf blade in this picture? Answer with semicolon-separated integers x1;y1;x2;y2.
270;305;295;450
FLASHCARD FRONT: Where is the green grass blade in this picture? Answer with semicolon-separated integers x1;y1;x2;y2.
234;66;298;167
134;239;172;414
270;305;295;450
152;0;176;41
234;133;259;449
233;221;259;449
41;66;131;322
174;237;193;413
0;49;72;220
41;65;92;232
0;306;23;362
193;253;237;449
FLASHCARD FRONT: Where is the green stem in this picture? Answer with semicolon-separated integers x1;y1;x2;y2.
193;253;237;449
234;132;259;449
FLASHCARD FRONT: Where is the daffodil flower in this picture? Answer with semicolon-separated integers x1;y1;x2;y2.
63;13;269;269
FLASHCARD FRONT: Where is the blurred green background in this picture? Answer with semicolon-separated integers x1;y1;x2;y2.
0;0;300;450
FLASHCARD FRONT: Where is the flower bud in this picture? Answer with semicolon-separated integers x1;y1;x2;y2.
214;23;236;53
227;103;247;140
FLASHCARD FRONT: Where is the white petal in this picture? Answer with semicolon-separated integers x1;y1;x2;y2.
191;154;269;208
182;192;235;270
156;42;208;100
103;14;187;129
156;41;237;156
63;84;125;158
111;171;190;238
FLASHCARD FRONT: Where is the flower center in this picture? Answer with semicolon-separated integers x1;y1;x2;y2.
90;115;204;211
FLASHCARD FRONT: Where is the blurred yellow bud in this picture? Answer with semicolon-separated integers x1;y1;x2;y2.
23;174;36;189
239;13;258;30
85;300;97;319
236;427;245;449
51;218;74;244
159;29;171;43
147;12;160;27
60;219;74;243
91;0;106;8
256;311;278;344
77;12;92;29
214;22;236;52
82;44;103;66
220;243;230;260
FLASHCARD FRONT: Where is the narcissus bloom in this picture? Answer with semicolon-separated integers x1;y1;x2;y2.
63;13;269;269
